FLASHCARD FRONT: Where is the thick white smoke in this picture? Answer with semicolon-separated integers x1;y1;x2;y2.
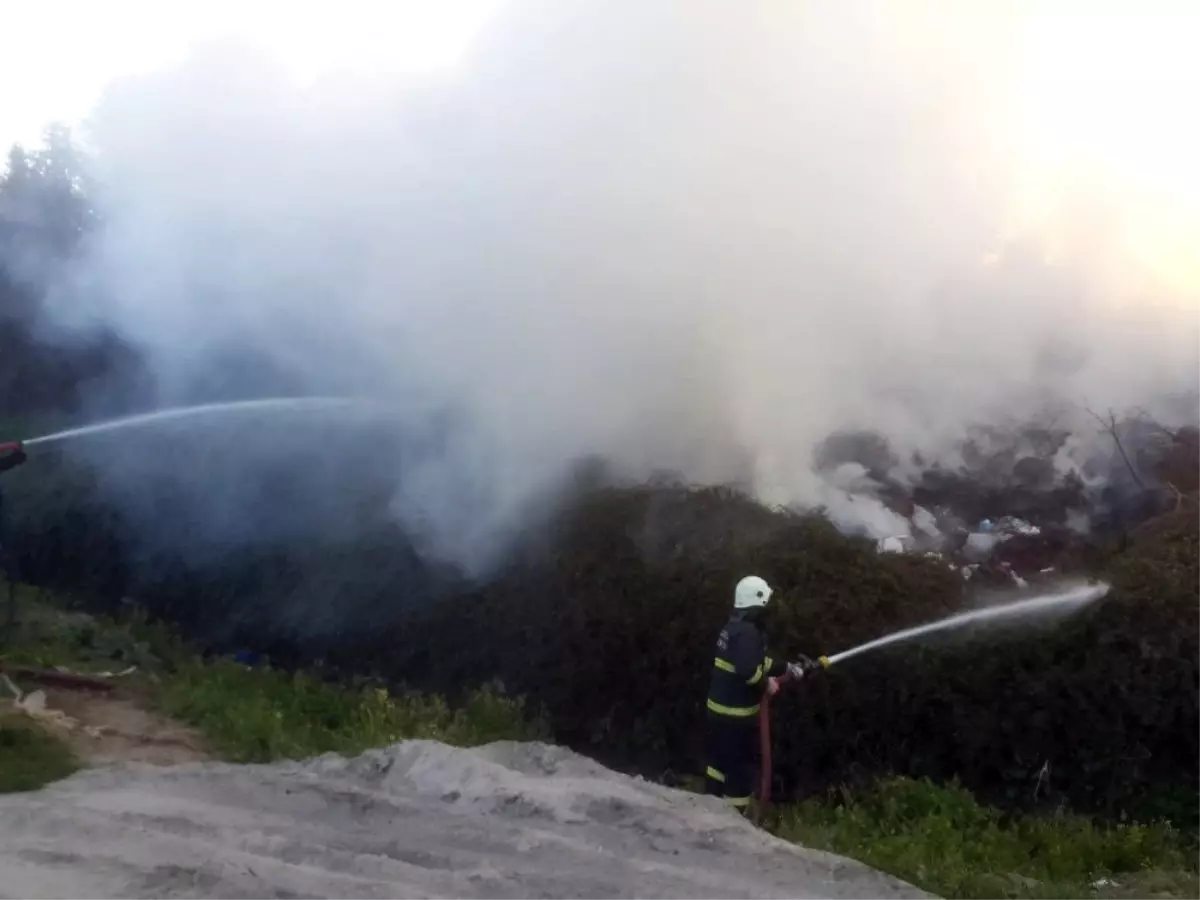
42;0;1200;569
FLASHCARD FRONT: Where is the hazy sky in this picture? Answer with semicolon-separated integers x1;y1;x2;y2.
2;1;1196;299
0;1;500;147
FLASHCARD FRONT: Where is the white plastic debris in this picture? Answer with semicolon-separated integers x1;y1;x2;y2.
17;690;47;715
998;516;1040;536
93;666;138;679
9;689;86;734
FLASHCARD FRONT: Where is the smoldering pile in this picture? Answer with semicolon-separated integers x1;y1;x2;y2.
811;411;1199;589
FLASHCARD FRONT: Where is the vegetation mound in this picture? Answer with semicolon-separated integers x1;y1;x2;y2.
369;483;1197;827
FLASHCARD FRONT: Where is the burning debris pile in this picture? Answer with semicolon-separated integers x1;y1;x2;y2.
818;413;1199;591
878;515;1048;591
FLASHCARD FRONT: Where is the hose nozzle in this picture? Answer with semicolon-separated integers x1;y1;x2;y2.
817;655;831;669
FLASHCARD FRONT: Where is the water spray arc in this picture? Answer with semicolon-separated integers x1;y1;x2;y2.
811;582;1110;670
21;397;380;448
757;581;1110;811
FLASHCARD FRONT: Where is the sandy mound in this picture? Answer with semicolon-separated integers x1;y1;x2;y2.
0;739;928;899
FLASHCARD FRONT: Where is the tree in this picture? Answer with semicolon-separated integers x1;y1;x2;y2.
0;124;139;418
0;124;96;260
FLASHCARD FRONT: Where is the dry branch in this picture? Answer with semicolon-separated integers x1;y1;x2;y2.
1086;406;1145;490
0;663;116;693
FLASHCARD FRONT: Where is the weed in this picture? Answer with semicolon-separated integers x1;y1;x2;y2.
0;715;78;792
773;776;1199;899
155;661;548;763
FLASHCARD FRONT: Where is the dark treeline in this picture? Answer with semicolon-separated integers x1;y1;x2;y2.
0;126;147;423
1;131;1197;831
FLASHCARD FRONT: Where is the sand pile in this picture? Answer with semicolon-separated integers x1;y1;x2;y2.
0;738;927;899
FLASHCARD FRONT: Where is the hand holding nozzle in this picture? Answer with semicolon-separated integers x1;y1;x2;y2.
786;654;831;680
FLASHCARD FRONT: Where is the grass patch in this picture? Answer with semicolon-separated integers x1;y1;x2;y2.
0;586;185;674
773;776;1199;900
1;586;549;767
0;715;78;792
156;660;549;763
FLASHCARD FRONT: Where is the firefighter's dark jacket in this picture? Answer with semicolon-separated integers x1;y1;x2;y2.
706;612;787;719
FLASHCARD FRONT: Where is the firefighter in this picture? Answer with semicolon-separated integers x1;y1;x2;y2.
0;442;27;623
704;574;813;814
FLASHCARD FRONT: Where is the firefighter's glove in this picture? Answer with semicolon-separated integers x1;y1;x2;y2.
788;654;819;679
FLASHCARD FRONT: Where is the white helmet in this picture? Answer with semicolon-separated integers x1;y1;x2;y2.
734;575;773;609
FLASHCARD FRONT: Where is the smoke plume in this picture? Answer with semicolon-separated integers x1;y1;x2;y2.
38;0;1200;571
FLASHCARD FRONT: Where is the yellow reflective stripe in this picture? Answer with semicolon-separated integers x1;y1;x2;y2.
746;663;764;686
714;657;736;674
726;795;752;808
764;655;774;672
705;766;726;783
706;698;760;717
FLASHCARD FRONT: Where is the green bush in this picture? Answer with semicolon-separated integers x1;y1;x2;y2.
377;484;1198;826
381;488;957;766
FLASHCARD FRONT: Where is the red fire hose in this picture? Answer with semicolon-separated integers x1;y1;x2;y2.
757;670;793;810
